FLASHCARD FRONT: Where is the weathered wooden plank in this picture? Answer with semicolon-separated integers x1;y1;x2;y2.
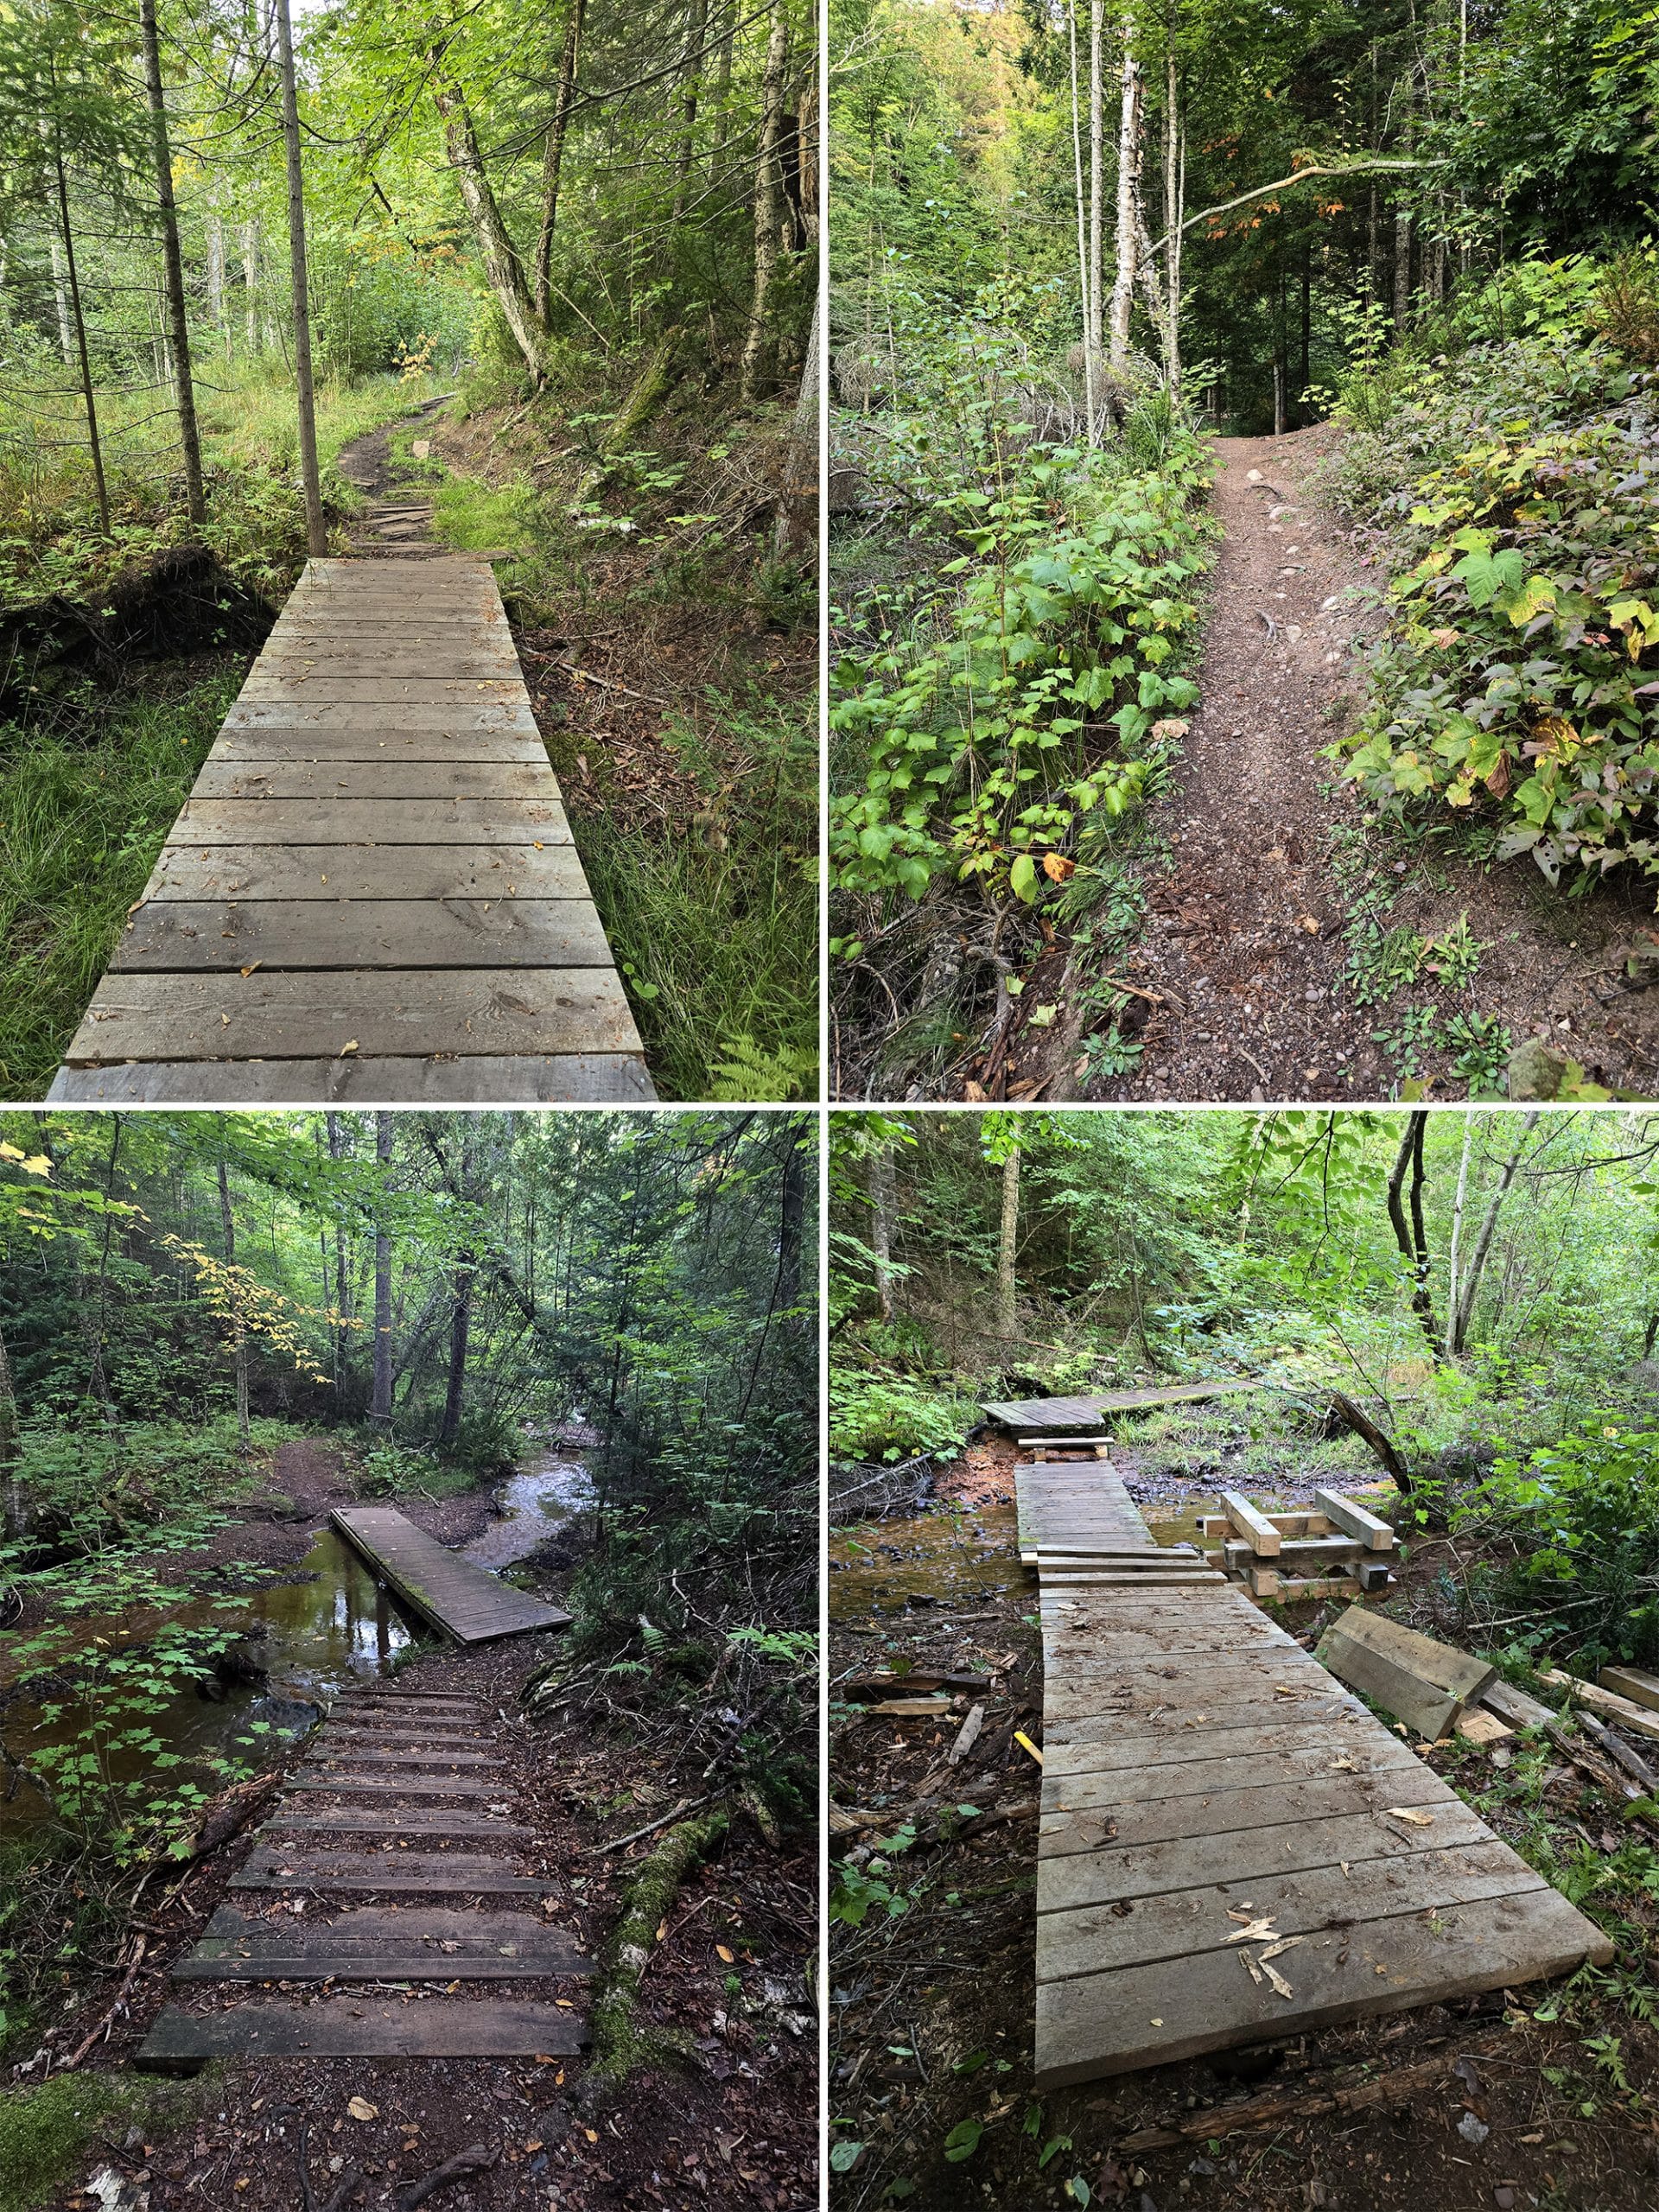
238;679;522;703
215;730;550;764
1598;1666;1659;1713
1220;1491;1282;1558
113;900;615;973
223;703;537;733
264;1809;525;1835
1033;1885;1611;2088
1541;1669;1659;1744
63;969;644;1066
137;1999;586;2069
1042;1720;1416;1789
1314;1487;1396;1550
140;843;588;901
171;797;571;843
191;761;554;800
332;1504;571;1643
1038;1840;1547;1984
1039;1765;1456;1859
987;1382;1262;1431
290;1773;506;1797
1318;1610;1495;1740
306;1745;503;1768
48;1054;658;1103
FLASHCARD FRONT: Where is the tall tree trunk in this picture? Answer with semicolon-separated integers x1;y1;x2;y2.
1087;0;1104;371
241;218;260;352
1067;0;1097;438
778;1120;806;1315
0;1321;23;1541
870;1147;894;1323
1162;35;1182;397
532;0;587;330
372;1111;394;1428
275;0;327;555
996;1148;1020;1339
1385;1110;1438;1351
435;74;543;378
325;1109;350;1389
48;231;73;365
1450;1113;1540;1355
217;1154;251;1452
739;0;791;401
440;1127;479;1449
1444;1117;1473;1358
1108;20;1141;375
138;0;206;526
671;0;709;229
1299;246;1311;421
207;209;229;358
51;134;109;534
774;285;819;554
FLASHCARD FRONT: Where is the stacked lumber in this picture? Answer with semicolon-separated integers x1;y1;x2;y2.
1198;1486;1397;1601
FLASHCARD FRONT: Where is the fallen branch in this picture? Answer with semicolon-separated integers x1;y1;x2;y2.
397;2142;499;2211
1115;2043;1498;2154
589;1791;715;1854
587;1802;731;2099
62;1936;147;2069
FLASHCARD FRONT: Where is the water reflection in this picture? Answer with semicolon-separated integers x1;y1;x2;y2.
463;1442;593;1570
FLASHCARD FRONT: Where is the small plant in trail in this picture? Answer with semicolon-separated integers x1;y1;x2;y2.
1076;1022;1146;1087
1445;1008;1514;1094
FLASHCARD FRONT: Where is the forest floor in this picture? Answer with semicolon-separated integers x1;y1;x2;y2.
829;1429;1659;2212
4;1440;817;2212
1034;428;1659;1103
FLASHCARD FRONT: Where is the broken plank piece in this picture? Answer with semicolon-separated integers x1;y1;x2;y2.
1314;1487;1397;1552
1540;1670;1659;1745
137;1999;587;2071
1599;1665;1659;1714
1316;1606;1495;1741
1479;1677;1557;1730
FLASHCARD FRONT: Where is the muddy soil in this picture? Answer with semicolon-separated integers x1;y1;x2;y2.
1033;428;1659;1103
830;1433;1659;2211
41;1516;816;2212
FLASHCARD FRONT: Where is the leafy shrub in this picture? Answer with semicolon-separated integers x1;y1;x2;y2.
831;433;1211;905
1467;1423;1659;1664
829;1370;974;1462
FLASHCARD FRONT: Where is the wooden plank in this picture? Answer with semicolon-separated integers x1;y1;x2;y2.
289;1773;505;1797
64;969;644;1065
224;703;537;733
306;1746;503;1767
191;761;552;800
332;1504;570;1643
1541;1670;1659;1744
215;730;550;764
170;798;570;843
1314;1488;1396;1551
1033;1885;1611;2088
985;1382;1262;1431
1480;1677;1557;1730
1220;1491;1281;1559
1318;1611;1494;1740
139;843;586;901
264;1810;525;1835
137;1999;586;2069
1039;1766;1457;1859
113;900;615;973
47;1053;650;1103
1044;1730;1421;1801
1599;1665;1659;1714
1038;1840;1548;1983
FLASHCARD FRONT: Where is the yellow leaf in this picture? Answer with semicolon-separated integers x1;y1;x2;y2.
716;1943;734;1963
338;1039;359;1056
21;1155;51;1177
346;2096;378;2121
0;1142;23;1161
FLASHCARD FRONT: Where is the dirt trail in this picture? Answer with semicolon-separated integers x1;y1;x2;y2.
334;394;453;556
1056;427;1659;1103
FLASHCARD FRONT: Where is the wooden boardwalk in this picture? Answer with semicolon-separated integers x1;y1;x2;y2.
1020;1452;1614;2088
50;556;653;1103
984;1382;1262;1434
331;1505;570;1644
140;1685;590;2069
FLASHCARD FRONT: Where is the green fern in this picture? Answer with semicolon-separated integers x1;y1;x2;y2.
709;1032;817;1102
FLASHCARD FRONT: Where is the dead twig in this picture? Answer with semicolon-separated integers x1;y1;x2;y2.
1116;2043;1498;2154
296;2121;361;2212
589;1789;716;1854
62;1936;147;2069
397;2143;499;2211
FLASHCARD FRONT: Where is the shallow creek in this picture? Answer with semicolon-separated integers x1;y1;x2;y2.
0;1438;591;1839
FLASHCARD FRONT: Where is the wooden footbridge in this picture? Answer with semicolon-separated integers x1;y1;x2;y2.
49;554;653;1103
1009;1431;1614;2088
331;1505;570;1644
140;1683;591;2067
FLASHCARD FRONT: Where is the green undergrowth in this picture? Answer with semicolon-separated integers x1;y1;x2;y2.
1328;251;1659;888
0;2073;208;2212
0;669;243;1098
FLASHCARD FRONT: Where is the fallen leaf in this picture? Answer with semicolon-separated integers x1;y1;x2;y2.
239;962;262;978
716;1943;734;1963
1042;854;1076;883
338;1039;359;1056
347;2097;378;2122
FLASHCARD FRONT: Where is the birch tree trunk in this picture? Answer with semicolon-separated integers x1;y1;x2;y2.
1108;21;1141;376
139;0;206;526
671;0;709;229
242;219;260;353
532;0;587;329
870;1147;894;1323
1087;0;1104;370
774;283;819;554
740;0;791;401
1445;1118;1472;1357
217;1154;251;1452
372;1111;394;1428
0;1322;22;1542
48;231;73;365
1163;39;1183;397
1067;0;1097;439
1451;1113;1540;1355
207;208;228;358
276;0;327;555
996;1148;1020;1340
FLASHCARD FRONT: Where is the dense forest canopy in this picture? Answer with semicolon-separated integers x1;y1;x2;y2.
0;1108;815;1560
2;0;816;575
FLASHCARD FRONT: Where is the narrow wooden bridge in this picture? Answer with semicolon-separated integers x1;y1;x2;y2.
1015;1441;1613;2088
140;1683;590;2067
983;1381;1263;1435
50;555;653;1103
331;1505;570;1644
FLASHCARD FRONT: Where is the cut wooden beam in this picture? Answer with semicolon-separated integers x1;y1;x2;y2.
1599;1665;1659;1714
1317;1607;1494;1740
1479;1677;1556;1730
1540;1670;1659;1745
1314;1488;1397;1552
1220;1492;1281;1559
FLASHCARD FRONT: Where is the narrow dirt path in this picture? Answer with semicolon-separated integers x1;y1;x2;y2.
334;394;453;557
1050;427;1659;1103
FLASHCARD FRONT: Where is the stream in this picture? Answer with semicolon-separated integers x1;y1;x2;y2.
0;1434;593;1841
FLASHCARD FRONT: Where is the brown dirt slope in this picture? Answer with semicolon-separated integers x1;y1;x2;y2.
1056;428;1659;1102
